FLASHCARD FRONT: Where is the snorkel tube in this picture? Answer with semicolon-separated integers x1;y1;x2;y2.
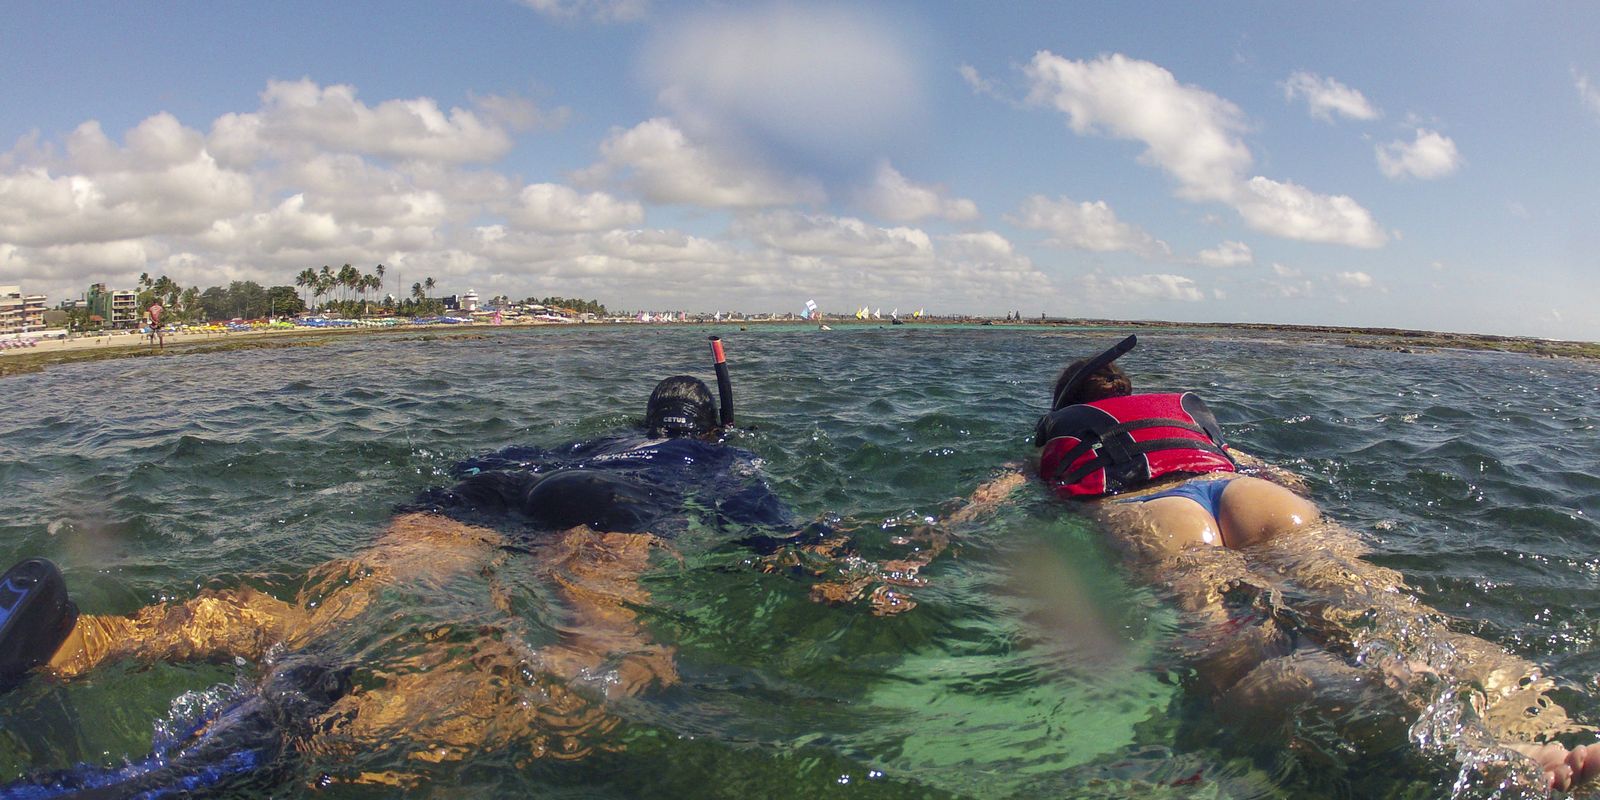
1036;334;1138;447
709;336;735;427
1049;334;1138;411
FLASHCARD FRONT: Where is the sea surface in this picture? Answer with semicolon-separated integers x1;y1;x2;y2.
1;325;1598;799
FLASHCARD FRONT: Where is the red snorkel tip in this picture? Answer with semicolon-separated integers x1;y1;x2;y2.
709;336;734;427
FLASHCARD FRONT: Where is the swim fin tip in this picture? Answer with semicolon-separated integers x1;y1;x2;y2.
0;558;78;689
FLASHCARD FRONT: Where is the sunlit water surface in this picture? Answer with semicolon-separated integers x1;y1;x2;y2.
1;325;1598;799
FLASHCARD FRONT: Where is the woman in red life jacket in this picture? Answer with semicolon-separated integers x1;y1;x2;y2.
956;335;1600;792
1035;335;1320;558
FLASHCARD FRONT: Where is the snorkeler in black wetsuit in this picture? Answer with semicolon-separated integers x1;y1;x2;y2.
0;338;812;798
411;387;788;537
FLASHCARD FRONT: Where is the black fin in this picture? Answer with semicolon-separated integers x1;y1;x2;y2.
0;558;79;689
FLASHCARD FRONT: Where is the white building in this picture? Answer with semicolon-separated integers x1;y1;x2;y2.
0;285;47;335
461;290;479;313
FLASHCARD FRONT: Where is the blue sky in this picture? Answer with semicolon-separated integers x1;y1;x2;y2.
2;2;1598;338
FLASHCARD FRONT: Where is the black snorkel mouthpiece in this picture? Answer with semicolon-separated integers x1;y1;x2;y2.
1050;334;1137;411
709;336;734;428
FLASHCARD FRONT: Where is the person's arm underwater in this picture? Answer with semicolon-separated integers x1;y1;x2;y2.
764;466;1029;615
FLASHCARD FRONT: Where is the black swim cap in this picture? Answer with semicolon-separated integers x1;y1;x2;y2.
646;375;716;437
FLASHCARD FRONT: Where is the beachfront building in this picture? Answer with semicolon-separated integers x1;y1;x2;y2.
0;285;48;335
87;283;139;329
440;291;480;313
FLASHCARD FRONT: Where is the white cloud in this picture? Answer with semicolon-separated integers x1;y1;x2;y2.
1334;270;1374;288
1009;195;1171;257
1022;52;1386;248
641;5;922;160
280;153;452;228
1575;68;1600;122
857;161;978;223
1196;240;1252;267
470;93;571;133
518;0;648;23
958;64;1003;99
509;183;643;232
2;76;1049;317
208;79;515;165
1024;52;1249;203
1272;280;1314;298
1376;128;1462;180
40;239;165;273
0;117;255;247
1234;177;1386;247
468;218;1047;311
582;118;824;208
1263;262;1313;298
201;193;355;254
734;210;932;261
1282;72;1380;122
939;230;1015;261
1088;273;1204;303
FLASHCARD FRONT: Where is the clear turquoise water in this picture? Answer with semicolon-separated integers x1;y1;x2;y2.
1;325;1598;798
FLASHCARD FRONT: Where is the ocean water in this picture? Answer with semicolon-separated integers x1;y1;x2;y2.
0;324;1597;799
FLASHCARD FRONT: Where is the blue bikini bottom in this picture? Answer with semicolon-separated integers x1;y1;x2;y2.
1120;477;1236;518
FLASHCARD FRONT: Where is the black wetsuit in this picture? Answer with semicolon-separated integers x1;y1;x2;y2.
409;434;792;536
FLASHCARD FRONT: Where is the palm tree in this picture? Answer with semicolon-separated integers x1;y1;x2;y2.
318;265;334;310
423;277;436;299
374;264;386;304
366;275;382;315
334;264;355;306
180;286;200;322
295;268;317;310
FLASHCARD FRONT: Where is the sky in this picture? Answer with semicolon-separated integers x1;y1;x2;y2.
2;2;1598;338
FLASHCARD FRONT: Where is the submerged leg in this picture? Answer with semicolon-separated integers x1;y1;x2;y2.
43;512;506;679
48;588;300;678
537;526;676;697
304;526;676;773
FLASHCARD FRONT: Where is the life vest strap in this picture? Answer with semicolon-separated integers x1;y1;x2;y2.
1056;437;1233;489
1044;417;1212;481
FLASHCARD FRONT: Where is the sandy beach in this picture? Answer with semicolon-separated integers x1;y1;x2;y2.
0;326;308;356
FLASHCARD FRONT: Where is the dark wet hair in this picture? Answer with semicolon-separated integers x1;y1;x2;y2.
1051;359;1132;408
645;375;717;437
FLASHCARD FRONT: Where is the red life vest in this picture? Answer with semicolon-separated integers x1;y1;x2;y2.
1035;392;1236;498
